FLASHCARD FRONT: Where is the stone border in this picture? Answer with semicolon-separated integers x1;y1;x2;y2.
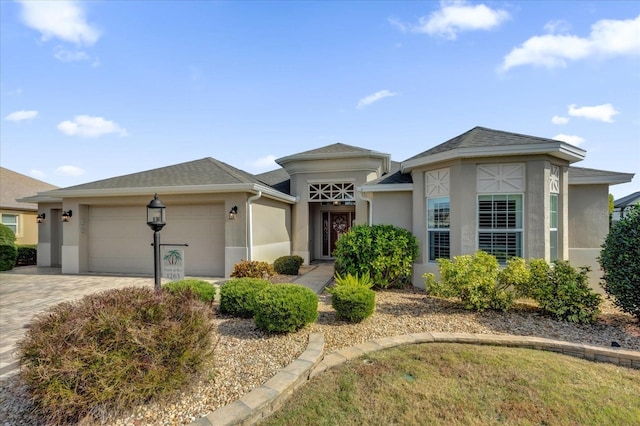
192;332;640;425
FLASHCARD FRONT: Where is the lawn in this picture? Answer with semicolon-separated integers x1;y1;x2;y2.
262;343;640;425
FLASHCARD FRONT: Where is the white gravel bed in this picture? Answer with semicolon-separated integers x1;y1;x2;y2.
1;287;638;426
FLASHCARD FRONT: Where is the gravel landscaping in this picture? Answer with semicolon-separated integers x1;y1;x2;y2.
1;283;638;426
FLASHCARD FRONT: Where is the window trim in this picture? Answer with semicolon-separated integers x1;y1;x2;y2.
1;213;20;236
549;194;558;261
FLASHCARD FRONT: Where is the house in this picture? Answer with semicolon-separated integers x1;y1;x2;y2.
20;126;634;290
611;191;640;223
0;167;57;245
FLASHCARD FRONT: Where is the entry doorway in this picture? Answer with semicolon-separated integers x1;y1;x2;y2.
322;210;355;257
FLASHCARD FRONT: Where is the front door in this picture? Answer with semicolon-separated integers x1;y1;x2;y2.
322;211;355;256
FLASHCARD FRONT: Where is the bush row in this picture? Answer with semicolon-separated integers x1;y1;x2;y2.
424;251;602;323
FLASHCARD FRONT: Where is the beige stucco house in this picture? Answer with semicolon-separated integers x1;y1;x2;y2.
1;167;57;245
22;127;633;289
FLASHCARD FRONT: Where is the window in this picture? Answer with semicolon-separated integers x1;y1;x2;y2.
1;214;18;235
550;194;558;261
427;197;450;261
477;194;522;262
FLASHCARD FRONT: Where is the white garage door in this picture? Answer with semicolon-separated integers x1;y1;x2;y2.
88;204;225;276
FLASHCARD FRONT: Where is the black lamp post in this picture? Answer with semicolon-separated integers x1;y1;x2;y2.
146;194;166;291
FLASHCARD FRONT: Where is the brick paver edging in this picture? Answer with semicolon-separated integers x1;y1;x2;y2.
192;332;639;426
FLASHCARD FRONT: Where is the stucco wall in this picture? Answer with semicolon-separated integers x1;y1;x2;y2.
370;192;412;229
568;184;610;291
0;209;39;245
251;198;291;263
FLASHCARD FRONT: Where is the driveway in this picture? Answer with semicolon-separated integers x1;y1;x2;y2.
0;267;222;379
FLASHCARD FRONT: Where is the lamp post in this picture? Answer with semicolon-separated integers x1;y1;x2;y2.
146;194;166;291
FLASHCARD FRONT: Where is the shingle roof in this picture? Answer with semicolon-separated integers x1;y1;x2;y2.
60;157;263;191
614;191;640;208
405;126;575;161
255;168;291;194
290;142;378;156
367;161;413;185
0;167;57;210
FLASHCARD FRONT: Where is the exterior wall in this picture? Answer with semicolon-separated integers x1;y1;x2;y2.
250;197;292;263
411;156;571;289
369;192;412;229
568;184;610;292
0;209;39;245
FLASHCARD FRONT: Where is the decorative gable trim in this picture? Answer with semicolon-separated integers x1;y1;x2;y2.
425;168;450;197
477;164;525;193
550;165;560;194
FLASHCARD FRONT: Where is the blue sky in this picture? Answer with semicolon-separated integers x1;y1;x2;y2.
1;0;639;199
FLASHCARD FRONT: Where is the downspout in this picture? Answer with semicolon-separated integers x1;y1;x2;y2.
358;188;373;225
246;191;262;261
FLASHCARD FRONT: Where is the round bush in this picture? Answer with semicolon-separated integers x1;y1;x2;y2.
17;287;213;425
333;224;419;289
600;205;640;320
254;284;318;333
219;278;271;318
273;255;304;275
0;223;17;271
163;279;217;303
330;285;375;323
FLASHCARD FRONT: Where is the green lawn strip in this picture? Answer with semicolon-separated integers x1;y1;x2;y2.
262;343;640;426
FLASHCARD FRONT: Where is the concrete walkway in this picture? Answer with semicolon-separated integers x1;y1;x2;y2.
0;262;335;380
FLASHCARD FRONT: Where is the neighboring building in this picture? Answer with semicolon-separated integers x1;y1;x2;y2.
0;167;57;245
21;127;634;289
611;191;640;223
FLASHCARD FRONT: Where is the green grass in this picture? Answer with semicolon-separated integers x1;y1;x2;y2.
262;343;640;425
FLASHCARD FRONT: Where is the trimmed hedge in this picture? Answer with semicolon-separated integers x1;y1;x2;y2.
163;279;217;303
219;278;271;318
16;245;37;266
0;224;17;271
330;285;375;323
273;255;304;275
230;260;275;279
254;284;318;333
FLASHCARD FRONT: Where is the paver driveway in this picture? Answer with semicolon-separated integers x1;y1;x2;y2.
0;267;221;379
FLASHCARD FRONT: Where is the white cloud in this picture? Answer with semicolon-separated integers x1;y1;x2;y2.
55;165;85;177
501;15;640;71
568;103;619;123
17;0;100;46
5;110;38;122
357;90;398;109
30;169;46;179
391;1;510;40
553;134;585;146
54;46;89;62
250;155;278;170
551;115;569;125
57;115;128;138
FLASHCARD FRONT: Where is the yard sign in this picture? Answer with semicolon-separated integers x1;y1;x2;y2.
161;245;185;281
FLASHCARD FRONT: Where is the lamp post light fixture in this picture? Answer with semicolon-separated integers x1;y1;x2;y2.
146;194;166;291
36;213;46;223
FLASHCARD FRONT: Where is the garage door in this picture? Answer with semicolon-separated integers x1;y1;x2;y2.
88;204;225;276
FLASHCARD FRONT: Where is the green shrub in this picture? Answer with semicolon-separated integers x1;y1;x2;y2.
17;287;213;425
163;279;216;303
329;285;375;323
333;272;374;289
534;260;601;324
254;284;318;333
16;245;37;266
273;255;304;275
219;278;271;318
230;260;275;279
333;224;419;289
0;223;17;271
599;205;640;320
0;223;16;245
424;251;514;311
498;257;532;298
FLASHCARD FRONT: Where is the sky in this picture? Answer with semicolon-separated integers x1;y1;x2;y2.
1;0;639;199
